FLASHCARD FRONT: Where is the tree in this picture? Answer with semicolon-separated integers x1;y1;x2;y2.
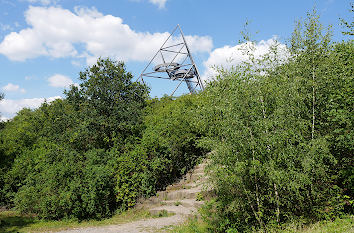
197;10;350;232
2;58;150;219
290;8;332;140
340;3;354;36
65;58;149;151
0;92;3;121
0;92;6;205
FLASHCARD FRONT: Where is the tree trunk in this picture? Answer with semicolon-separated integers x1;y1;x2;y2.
274;183;280;223
312;62;315;140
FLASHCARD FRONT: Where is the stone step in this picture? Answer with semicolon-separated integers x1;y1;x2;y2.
193;172;205;177
193;168;205;174
165;183;196;191
141;196;161;206
195;160;210;168
193;167;205;173
193;166;206;172
162;199;204;208
141;183;211;206
149;205;196;216
186;172;206;182
158;187;200;201
136;159;212;214
139;183;205;206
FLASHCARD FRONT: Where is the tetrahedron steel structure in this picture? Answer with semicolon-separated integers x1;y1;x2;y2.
138;24;204;96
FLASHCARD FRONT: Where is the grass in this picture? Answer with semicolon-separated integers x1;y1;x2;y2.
171;215;354;233
0;208;152;233
151;209;174;218
195;192;204;201
174;201;181;206
170;216;209;233
268;215;354;233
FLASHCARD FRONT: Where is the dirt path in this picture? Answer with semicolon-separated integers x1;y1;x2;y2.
56;215;185;233
57;160;209;233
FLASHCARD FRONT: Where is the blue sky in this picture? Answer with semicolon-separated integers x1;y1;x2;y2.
0;0;352;120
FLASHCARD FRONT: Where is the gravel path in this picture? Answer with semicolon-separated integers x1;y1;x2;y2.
56;160;209;233
57;215;185;233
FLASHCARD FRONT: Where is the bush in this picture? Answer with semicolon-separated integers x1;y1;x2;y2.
14;143;117;220
197;11;353;232
113;95;207;208
140;95;206;191
0;58;206;220
1;58;149;220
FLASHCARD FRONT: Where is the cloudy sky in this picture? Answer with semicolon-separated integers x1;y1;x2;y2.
0;0;352;120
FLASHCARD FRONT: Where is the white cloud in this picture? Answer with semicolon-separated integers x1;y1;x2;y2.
202;37;288;81
148;0;167;9
0;23;13;31
48;74;73;88
0;96;61;119
0;6;212;64
25;0;58;5
2;83;26;93
0;116;9;122
130;0;167;9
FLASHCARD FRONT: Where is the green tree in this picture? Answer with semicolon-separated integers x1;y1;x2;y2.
0;108;41;205
2;58;150;220
140;95;206;191
198;10;350;232
0;92;6;205
114;95;207;208
340;3;354;36
65;58;149;151
320;41;353;207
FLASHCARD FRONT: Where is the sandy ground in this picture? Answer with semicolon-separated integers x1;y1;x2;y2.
56;214;186;233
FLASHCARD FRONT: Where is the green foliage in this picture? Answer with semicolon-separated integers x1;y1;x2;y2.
113;95;206;208
196;192;204;201
196;10;353;232
322;41;354;203
140;95;206;191
0;58;149;220
14;144;117;220
65;57;149;151
114;146;146;209
0;108;42;205
0;58;204;220
171;215;354;233
340;3;354;36
0;92;8;206
0;11;351;232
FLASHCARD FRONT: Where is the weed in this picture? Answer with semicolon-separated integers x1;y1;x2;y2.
151;210;174;218
196;192;204;201
171;215;354;233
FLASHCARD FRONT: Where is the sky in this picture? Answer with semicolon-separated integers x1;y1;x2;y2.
0;0;352;120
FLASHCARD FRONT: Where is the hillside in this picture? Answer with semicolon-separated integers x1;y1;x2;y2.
0;9;353;233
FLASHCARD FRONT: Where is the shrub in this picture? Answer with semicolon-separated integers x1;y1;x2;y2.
14;144;117;220
197;11;352;232
2;58;149;220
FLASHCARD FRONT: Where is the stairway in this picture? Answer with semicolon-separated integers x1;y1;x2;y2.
136;159;210;218
57;160;212;233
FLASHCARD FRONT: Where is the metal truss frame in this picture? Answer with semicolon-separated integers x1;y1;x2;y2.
138;24;204;96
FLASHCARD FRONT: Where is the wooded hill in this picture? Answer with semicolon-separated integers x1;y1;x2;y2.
0;9;352;232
